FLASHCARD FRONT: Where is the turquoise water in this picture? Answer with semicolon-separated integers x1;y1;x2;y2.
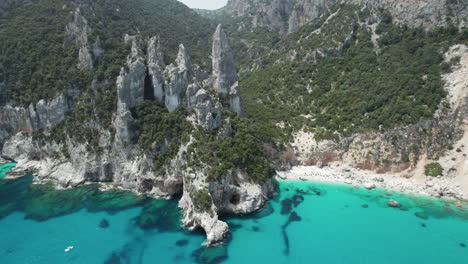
1;164;467;263
0;163;16;179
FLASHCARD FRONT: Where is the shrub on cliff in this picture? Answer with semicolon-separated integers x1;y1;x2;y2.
425;162;443;177
190;189;213;214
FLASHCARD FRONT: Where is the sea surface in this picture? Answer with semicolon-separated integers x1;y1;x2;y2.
1;163;467;264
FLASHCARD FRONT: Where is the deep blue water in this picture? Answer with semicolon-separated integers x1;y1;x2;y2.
1;163;467;264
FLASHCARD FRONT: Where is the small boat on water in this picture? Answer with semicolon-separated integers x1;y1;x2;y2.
64;246;74;252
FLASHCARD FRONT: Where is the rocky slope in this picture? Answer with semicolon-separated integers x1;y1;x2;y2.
0;1;274;246
219;0;467;33
287;44;468;199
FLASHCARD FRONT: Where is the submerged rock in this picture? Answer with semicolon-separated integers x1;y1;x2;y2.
415;211;429;220
280;199;293;215
460;243;466;248
289;212;302;222
175;239;189;247
99;219;110;228
388;200;401;208
292;195;304;207
135;199;182;232
362;204;369;208
192;245;228;264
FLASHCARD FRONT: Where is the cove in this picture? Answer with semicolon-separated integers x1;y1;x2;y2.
1;164;467;264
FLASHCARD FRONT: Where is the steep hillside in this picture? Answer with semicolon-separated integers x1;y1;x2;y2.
207;0;468;197
0;0;275;245
1;0;468;246
221;0;468;33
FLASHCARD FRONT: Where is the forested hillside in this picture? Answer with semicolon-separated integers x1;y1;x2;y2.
0;0;215;106
212;4;468;142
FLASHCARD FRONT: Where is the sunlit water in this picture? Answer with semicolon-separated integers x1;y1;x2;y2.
0;163;467;264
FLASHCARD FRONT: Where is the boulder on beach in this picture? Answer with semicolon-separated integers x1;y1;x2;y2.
364;183;376;190
388;200;401;208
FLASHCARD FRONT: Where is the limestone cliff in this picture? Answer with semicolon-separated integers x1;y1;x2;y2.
65;7;94;69
0;24;272;246
0;93;71;146
221;0;467;33
212;24;243;115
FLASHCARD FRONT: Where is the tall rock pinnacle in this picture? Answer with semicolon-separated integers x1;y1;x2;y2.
212;24;243;115
212;24;238;95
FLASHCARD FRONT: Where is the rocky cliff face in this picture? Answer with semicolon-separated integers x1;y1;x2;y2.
0;21;271;245
65;7;94;69
212;24;243;115
222;0;467;33
0;93;71;146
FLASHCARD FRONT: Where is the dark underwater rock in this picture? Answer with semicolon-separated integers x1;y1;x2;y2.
292;195;304;207
289;212;302;222
135;199;181;232
281;199;293;215
24;184;145;221
252;226;260;232
104;253;121;264
362;204;369;208
175;239;189;247
104;237;146;264
99;218;110;228
229;223;242;231
250;202;274;219
421;223;427;228
461;243;466;248
192;245;228;264
415;211;429;220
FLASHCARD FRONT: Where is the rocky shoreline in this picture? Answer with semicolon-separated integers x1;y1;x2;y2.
277;165;468;202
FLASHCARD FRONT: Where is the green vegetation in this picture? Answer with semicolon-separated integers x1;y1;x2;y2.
190;189;213;213
0;0;215;107
237;5;467;142
134;100;193;171
187;116;274;183
0;0;84;105
425;162;444;177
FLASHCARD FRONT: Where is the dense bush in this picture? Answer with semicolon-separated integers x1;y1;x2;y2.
238;6;467;142
190;189;213;214
187;117;274;183
425;162;444;177
134;100;193;171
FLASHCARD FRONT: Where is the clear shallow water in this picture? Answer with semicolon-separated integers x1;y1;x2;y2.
0;164;467;264
0;163;16;179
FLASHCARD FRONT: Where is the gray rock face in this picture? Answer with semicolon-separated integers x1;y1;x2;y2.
212;24;239;95
65;7;93;69
164;44;193;112
114;35;147;144
118;35;146;109
147;36;166;101
189;88;222;129
0;26;255;246
92;37;104;59
223;0;467;33
0;94;70;145
211;25;243;115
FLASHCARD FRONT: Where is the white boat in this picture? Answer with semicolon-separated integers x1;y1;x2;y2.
64;246;74;252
